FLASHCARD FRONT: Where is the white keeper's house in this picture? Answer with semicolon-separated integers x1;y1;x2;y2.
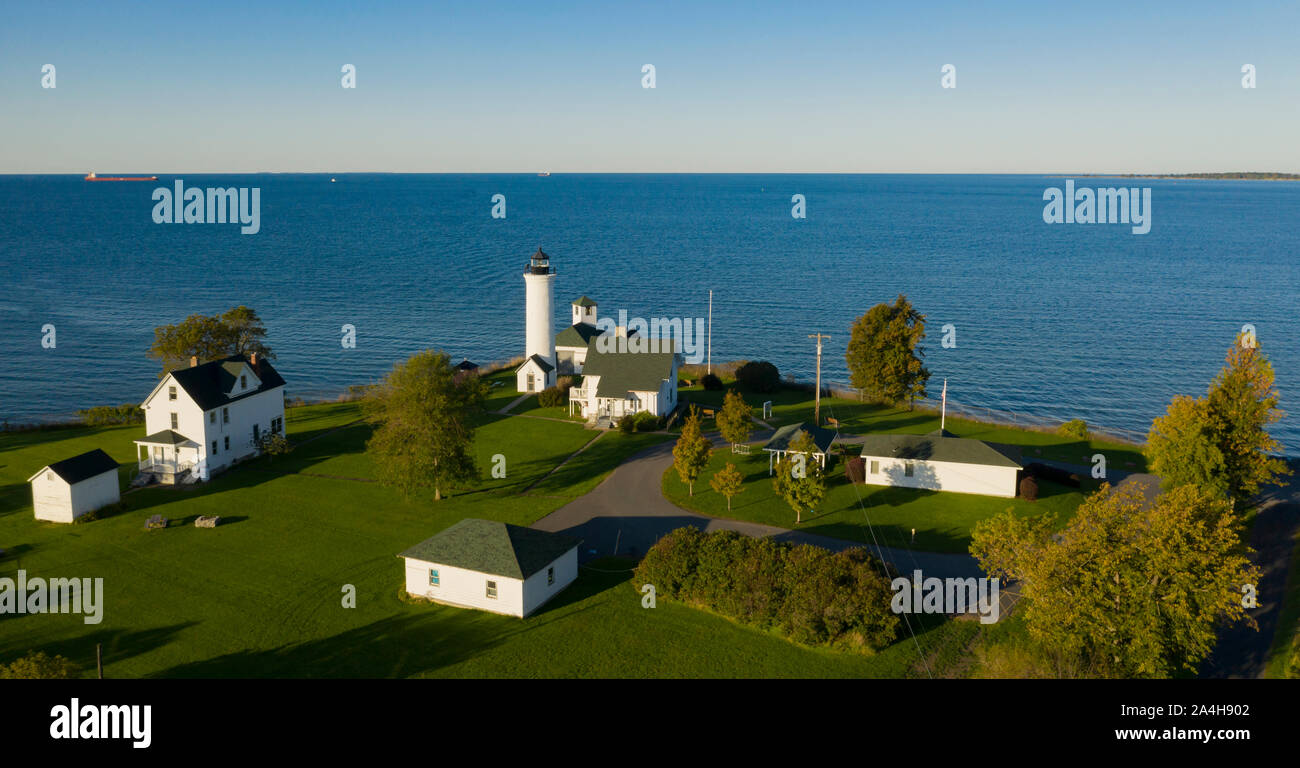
399;518;580;618
27;448;121;523
857;429;1023;498
134;353;287;485
515;247;681;427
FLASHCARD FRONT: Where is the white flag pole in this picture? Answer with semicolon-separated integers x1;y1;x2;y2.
941;378;948;432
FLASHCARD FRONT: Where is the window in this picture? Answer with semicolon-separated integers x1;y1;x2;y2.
486;580;498;599
869;460;879;474
547;567;555;586
212;441;218;455
222;407;229;424
240;375;247;389
904;462;915;477
271;417;283;434
209;411;216;424
253;424;260;443
170;412;178;429
168;385;177;401
429;569;440;587
224;436;230;450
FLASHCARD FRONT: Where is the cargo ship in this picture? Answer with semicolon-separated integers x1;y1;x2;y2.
85;172;158;181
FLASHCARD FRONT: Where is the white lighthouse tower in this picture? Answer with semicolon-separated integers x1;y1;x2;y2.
516;247;557;393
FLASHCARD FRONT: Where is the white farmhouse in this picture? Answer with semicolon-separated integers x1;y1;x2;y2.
399;518;580;618
858;429;1023;498
134;353;287;484
568;340;680;425
27;449;121;523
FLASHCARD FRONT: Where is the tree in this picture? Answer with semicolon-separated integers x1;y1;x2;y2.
970;483;1259;678
845;295;930;408
148;305;274;375
1205;333;1290;507
709;462;745;511
672;406;713;496
734;361;780;393
1146;395;1229;498
0;651;79;679
365;350;487;500
716;390;753;449
771;430;826;524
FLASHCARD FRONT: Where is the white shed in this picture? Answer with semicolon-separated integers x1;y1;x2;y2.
27;449;121;523
399;519;580;618
858;429;1023;498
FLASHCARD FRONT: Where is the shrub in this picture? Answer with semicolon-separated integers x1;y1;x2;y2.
0;651;79;679
845;456;866;484
1058;419;1090;440
734;361;780;393
76;404;143;426
701;373;724;391
633;527;898;652
633;411;660;432
1019;475;1039;501
618;413;637;433
538;385;566;408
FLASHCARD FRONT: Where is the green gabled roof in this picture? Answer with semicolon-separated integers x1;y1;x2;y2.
581;339;678;396
398;519;579;580
858;430;1022;469
555;322;602;348
515;354;554;373
763;422;837;454
572;296;597;308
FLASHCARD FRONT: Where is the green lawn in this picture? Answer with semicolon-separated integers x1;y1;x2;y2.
0;401;695;678
1265;527;1300;678
663;448;1090;554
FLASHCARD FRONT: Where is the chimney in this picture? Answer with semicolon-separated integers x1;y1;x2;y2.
190;355;198;368
250;352;258;366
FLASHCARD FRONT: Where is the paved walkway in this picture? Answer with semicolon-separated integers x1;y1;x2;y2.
531;438;983;579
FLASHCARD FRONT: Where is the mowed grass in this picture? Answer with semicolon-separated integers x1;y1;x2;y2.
663;448;1090;554
1265;526;1300;678
676;384;1147;471
0;398;687;678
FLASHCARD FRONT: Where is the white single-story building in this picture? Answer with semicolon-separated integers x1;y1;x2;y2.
763;422;838;475
399;518;580;618
134;353;286;485
857;429;1023;498
27;448;120;523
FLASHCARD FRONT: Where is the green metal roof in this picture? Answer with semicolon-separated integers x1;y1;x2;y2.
858;430;1022;469
555;322;602;348
763;422;837;454
581;340;677;396
572;296;598;307
398;519;579;580
515;354;555;373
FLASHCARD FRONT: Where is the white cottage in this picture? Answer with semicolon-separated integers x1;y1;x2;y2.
858;429;1022;498
399;518;580;618
134;353;286;484
568;339;680;424
27;449;121;523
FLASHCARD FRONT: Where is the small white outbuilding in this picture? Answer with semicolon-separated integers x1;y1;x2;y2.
858;429;1023;498
399;518;580;618
27;449;121;523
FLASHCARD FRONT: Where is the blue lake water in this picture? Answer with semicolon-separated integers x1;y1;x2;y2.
1;173;1296;452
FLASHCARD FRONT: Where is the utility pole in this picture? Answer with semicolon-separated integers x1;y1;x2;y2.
707;290;713;375
808;333;830;425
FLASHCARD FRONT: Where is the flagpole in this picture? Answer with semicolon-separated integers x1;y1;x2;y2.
707;290;713;375
941;378;947;431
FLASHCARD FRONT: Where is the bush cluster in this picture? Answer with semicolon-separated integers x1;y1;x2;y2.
700;373;724;391
619;410;661;433
734;361;780;393
1058;418;1090;440
634;527;899;651
76;404;144;426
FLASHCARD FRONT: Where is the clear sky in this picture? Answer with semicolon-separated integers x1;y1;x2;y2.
2;0;1297;173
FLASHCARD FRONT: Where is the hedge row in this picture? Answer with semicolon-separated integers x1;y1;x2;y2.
634;527;899;652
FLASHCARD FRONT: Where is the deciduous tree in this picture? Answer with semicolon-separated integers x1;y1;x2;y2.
772;430;826;524
709;462;745;511
716;390;753;449
845;295;929;408
672;406;713;496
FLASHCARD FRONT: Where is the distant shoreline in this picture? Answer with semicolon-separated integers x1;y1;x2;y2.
1068;173;1300;181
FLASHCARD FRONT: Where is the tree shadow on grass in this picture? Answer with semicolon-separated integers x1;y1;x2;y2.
0;621;198;676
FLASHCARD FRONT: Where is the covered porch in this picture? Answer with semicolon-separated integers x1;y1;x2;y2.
133;429;201;485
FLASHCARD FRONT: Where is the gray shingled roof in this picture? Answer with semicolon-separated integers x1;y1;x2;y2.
581;339;677;396
166;354;286;411
29;449;118;484
858;430;1022;468
555;322;602;349
763;422;837;454
516;354;555;373
398;519;579;579
136;429;196;446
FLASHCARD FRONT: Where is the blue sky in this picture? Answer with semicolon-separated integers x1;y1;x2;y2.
2;0;1297;172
